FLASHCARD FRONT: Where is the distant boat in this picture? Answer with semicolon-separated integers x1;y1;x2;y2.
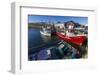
56;32;86;46
40;26;51;37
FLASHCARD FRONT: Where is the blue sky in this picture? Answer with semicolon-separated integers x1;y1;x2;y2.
28;15;88;25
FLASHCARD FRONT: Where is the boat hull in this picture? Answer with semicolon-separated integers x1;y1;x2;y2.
40;30;51;36
56;32;87;46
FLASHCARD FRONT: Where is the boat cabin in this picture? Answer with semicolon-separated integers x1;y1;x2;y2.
64;21;75;37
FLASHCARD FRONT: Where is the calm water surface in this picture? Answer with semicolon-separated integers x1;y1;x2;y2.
28;28;60;54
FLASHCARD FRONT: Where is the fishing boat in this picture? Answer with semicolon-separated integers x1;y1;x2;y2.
55;21;87;46
40;26;51;37
56;32;86;46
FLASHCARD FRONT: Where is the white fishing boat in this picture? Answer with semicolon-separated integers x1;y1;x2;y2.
40;26;51;37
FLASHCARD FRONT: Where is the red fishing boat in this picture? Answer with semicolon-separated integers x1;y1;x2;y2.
56;32;86;46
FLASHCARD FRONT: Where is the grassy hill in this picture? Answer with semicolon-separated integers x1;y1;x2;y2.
28;23;43;29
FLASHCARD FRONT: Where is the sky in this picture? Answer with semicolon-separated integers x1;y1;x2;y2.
28;15;88;25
